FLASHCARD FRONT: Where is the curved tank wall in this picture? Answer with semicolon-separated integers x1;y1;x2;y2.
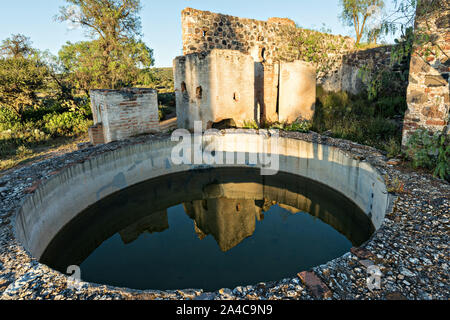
14;132;392;259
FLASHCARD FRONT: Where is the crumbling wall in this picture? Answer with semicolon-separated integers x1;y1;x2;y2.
89;88;160;144
402;0;450;145
181;8;353;85
174;49;316;128
174;50;255;131
180;7;410;97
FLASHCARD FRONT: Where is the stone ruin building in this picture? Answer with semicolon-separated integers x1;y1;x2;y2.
87;5;448;146
174;9;317;130
173;8;410;131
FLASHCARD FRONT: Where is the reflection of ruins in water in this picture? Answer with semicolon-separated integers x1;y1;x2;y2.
41;168;374;272
118;179;374;253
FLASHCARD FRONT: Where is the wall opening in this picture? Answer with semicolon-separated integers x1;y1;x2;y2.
196;86;203;99
181;82;189;102
233;92;240;102
260;47;266;62
275;62;281;116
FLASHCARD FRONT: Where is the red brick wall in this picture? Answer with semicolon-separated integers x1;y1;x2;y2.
89;88;160;144
88;123;105;145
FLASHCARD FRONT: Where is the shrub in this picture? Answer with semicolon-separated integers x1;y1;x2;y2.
43;111;92;137
313;86;404;152
269;120;312;132
405;128;449;180
0;104;92;160
242;120;259;129
384;137;402;158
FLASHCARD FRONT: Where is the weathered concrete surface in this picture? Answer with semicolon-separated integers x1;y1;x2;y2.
279;61;316;122
174;50;255;130
14;131;390;259
174;50;317;128
89;88;160;144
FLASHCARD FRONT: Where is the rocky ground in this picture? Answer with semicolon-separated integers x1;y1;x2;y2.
0;131;448;300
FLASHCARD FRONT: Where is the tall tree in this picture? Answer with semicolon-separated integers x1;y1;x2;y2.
339;0;385;46
57;0;143;42
0;34;35;58
0;55;48;120
56;0;154;91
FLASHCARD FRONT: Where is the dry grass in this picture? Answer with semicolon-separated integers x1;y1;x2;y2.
0;134;89;177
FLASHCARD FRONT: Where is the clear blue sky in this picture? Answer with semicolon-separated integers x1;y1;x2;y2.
0;0;397;67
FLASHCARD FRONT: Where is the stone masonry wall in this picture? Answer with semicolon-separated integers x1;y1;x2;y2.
181;8;408;95
89;88;160;144
402;0;450;145
181;7;354;85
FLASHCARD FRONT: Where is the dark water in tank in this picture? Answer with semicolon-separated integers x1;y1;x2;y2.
40;167;375;291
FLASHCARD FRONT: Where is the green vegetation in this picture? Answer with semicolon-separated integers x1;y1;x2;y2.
0;1;174;171
404;128;449;180
0;103;92;156
56;0;154;93
312;85;406;154
242;120;259;129
279;26;352;74
267;120;312;133
148;68;175;93
339;0;385;45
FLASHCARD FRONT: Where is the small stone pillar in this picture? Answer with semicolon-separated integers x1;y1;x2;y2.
89;88;160;144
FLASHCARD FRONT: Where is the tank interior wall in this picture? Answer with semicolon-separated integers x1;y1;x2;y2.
15;132;392;259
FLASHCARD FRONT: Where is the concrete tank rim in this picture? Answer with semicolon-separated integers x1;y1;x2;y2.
1;130;446;300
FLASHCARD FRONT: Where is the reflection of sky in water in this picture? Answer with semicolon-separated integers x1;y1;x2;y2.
80;203;352;291
41;168;374;291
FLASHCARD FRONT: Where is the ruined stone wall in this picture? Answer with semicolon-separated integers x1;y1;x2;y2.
324;45;410;94
402;0;450;145
181;7;409;96
174;49;316;128
174;50;256;131
89;88;160;144
181;8;354;84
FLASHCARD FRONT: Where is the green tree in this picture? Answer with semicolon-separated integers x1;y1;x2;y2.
0;34;35;58
339;0;385;45
56;0;154;91
58;39;153;93
0;55;48;120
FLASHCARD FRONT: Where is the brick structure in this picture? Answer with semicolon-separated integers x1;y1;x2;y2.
89;88;160;145
88;123;105;145
402;0;450;145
